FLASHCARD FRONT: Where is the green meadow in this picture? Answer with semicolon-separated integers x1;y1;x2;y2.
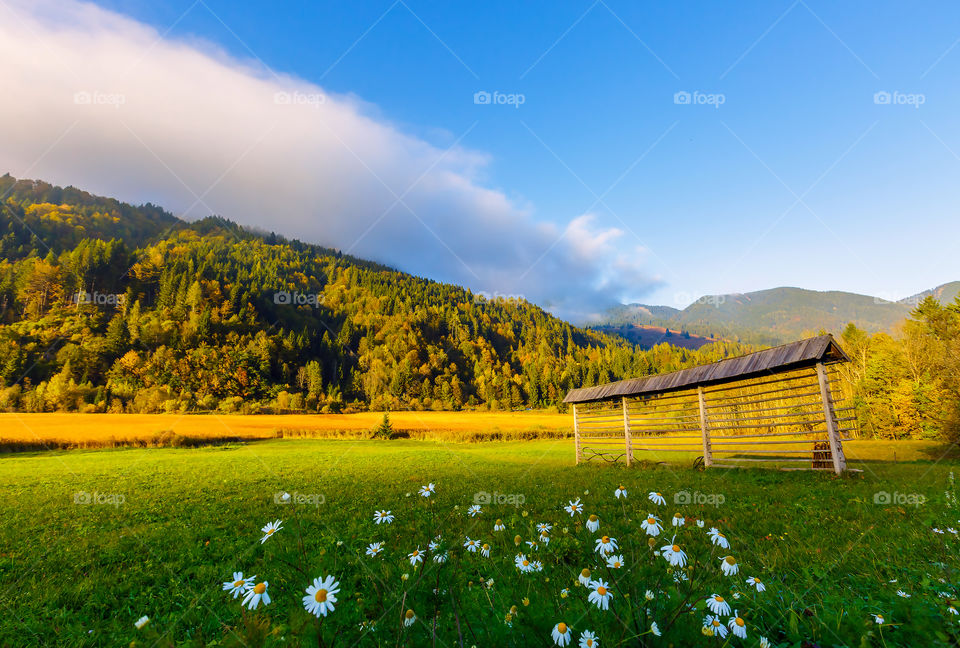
2;439;959;647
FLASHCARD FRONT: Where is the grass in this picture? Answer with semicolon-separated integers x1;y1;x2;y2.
2;437;959;646
0;411;570;450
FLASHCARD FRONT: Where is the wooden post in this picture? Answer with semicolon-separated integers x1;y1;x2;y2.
816;362;846;474
697;386;712;468
622;397;633;466
573;404;582;465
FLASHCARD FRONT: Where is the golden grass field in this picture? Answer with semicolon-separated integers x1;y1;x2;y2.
1;411;956;463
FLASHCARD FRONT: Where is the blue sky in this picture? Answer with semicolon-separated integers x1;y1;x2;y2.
4;1;959;313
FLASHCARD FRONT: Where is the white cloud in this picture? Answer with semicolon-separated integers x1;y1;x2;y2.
0;0;661;321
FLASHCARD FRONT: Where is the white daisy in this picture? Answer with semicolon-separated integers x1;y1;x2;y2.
671;512;685;527
552;622;573;646
434;552;449;564
595;535;618;555
588;579;612;610
481;543;491;558
408;548;424;566
728;611;747;639
260;520;283;544
242;581;271;610
526;540;540;551
640;514;663;537
223;571;254;598
614;485;628;499
746;576;765;592
896;589;911;598
648;491;666;506
707;527;730;549
494;518;505;531
467;504;482;517
645;589;655;601
515;554;535;573
565;499;584;516
586;514;600;533
134;616;150;630
873;613;885;625
578;567;593;586
302;575;339;618
660;538;687;567
537;522;553;535
419;483;435;497
948;605;958;615
606;554;625;569
650;621;661;636
532;560;544;572
696;519;705;528
373;510;394;524
366;542;384;558
428;540;440;551
579;629;599;647
706;594;731;616
703;614;728;638
404;609;417;627
720;555;739;576
759;637;770;648
464;537;479;552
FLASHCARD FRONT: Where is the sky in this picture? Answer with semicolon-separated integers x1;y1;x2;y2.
1;0;959;320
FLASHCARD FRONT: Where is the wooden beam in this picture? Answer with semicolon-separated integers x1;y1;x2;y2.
622;397;633;466
573;404;582;465
816;362;846;474
698;386;712;468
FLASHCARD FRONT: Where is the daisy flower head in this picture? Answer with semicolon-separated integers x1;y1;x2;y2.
538;522;553;535
746;576;765;592
526;540;539;551
650;621;661;636
706;594;731;616
428;539;440;551
404;609;416;627
671;512;685;527
565;499;584;516
586;514;600;533
515;553;534;573
640;514;663;537
873;613;885;625
552;622;573;646
660;538;687;567
720;555;739;576
595;535;618;555
561;588;570;598
408;548;424;566
579;629;599;648
242;581;271;610
759;637;770;648
949;605;959;615
464;537;479;552
896;589;911;598
467;504;482;517
615;485;628;499
588;579;613;610
728;611;747;639
578;567;592;586
696;519;705;528
260;520;283;544
703;614;728;638
303;575;339;618
481;543;491;558
366;542;384;558
223;571;254;598
532;560;544;572
606;554;625;569
419;483;435;497
373;510;394;525
707;527;730;549
433;552;448;564
134;616;150;630
648;491;666;506
494;518;505;531
645;589;655;601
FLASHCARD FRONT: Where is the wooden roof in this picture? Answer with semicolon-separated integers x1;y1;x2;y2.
563;334;849;404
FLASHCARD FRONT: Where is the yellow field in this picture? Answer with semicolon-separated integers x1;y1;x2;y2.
0;410;571;448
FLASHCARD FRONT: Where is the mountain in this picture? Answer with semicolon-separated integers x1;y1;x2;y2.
0;176;752;414
596;285;957;344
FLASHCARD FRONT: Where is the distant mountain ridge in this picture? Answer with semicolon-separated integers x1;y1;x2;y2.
596;284;958;344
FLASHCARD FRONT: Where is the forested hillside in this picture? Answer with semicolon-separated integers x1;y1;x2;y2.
0;177;753;415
